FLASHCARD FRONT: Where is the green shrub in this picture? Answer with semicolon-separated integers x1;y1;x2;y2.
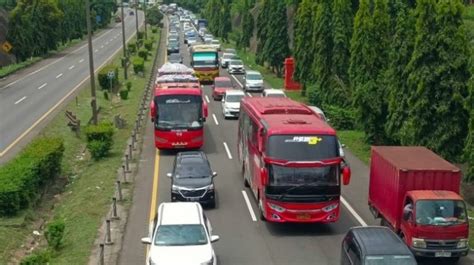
45;218;65;250
97;65;119;91
144;40;153;51
119;89;129;100
127;42;136;54
138;48;148;60
20;250;51;265
151;27;158;33
0;137;64;216
137;31;144;39
103;91;109;101
322;104;357;130
126;81;132;91
132;56;145;74
85;123;115;160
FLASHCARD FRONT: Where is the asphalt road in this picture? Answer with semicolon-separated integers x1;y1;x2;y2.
0;9;144;161
118;18;474;265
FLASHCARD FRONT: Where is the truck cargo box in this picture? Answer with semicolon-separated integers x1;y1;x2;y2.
369;146;461;230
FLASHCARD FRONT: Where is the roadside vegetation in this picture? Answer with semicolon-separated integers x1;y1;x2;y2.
0;25;160;264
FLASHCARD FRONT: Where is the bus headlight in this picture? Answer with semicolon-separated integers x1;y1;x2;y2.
322;203;339;213
268;203;285;213
412;238;426;248
457;239;468;248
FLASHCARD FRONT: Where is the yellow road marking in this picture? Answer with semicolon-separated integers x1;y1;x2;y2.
0;21;144;158
149;149;160;222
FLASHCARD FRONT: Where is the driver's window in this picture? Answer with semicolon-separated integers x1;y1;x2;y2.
404;198;414;222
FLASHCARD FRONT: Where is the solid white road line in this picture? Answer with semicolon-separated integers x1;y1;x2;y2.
68;65;75;70
79;59;85;63
56;73;63;79
341;196;368;227
242;190;257;222
205;95;210;103
212;114;219;125
231;74;243;88
14;96;27;105
223;142;233;160
37;83;47;90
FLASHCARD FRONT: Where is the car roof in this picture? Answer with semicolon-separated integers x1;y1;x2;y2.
246;70;261;75
225;90;245;95
350;226;413;256
158;202;203;225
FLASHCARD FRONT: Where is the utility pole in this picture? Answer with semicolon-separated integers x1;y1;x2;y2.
86;0;98;125
143;1;147;39
121;0;128;80
135;0;139;40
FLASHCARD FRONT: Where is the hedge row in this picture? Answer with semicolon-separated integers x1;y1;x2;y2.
85;122;115;160
0;137;64;216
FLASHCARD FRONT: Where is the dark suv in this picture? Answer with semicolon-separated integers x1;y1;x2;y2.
168;151;217;208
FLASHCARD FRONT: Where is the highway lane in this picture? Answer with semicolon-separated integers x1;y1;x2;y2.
118;19;473;265
0;9;144;159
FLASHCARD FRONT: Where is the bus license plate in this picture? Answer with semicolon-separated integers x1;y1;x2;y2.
296;213;311;220
435;252;451;257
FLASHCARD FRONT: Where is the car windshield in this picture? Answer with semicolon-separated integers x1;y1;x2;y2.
223;54;234;59
168;41;178;47
266;135;339;161
365;255;417;265
230;60;243;65
247;74;262;80
211;40;219;44
226;94;244;103
175;157;211;178
155;95;203;130
154;225;208;246
415;200;467;226
215;80;232;87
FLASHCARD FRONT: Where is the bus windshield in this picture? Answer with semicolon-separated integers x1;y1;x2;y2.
268;165;339;187
415;200;467;226
155;95;203;130
192;52;217;67
266;135;339;161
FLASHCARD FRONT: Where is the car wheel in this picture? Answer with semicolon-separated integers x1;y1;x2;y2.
209;198;216;209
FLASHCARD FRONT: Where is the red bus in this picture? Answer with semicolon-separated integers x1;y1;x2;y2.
238;97;351;223
150;78;208;150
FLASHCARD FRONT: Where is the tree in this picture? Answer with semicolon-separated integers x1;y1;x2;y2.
465;76;474;182
310;0;333;106
255;0;271;65
401;0;470;160
239;0;254;49
219;0;232;42
293;0;315;96
204;0;221;36
349;0;390;144
147;6;164;26
330;0;353;107
385;0;415;143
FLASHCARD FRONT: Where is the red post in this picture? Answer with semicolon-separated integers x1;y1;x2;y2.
284;57;301;91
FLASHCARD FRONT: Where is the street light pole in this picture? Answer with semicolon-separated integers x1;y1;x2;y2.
143;1;147;40
121;0;128;80
85;0;98;125
135;0;139;39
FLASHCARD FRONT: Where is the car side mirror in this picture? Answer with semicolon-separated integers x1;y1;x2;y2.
167;173;172;178
342;166;351;185
210;235;220;243
212;172;217;177
141;237;152;244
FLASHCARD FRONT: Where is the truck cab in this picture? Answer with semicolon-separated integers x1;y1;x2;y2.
400;191;469;259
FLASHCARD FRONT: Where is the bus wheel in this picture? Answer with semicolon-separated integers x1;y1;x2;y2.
258;197;266;221
242;165;250;187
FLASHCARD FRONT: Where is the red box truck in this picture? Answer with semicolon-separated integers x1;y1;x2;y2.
368;146;469;261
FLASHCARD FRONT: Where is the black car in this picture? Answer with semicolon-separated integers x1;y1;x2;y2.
168;53;183;64
341;226;417;265
168;151;217;208
167;41;179;55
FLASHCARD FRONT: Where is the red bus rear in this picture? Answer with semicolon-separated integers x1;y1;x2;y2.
150;85;207;150
237;98;351;223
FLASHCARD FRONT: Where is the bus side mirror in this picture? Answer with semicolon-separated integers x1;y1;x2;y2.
261;167;268;186
342;166;351;185
203;102;208;118
150;101;156;122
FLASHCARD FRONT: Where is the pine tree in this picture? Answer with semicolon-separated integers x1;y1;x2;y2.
349;0;390;144
465;76;474;182
204;0;221;36
293;0;315;96
310;0;333;106
401;0;470;160
220;0;232;42
385;0;415;143
240;5;254;49
255;0;272;65
331;0;353;107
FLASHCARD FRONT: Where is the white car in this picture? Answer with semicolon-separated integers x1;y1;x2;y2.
222;90;245;119
227;59;245;74
210;39;221;51
142;202;219;265
243;70;264;92
219;53;236;68
263;89;286;98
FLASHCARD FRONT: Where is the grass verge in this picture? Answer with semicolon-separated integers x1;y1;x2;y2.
337;130;370;165
0;28;159;264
